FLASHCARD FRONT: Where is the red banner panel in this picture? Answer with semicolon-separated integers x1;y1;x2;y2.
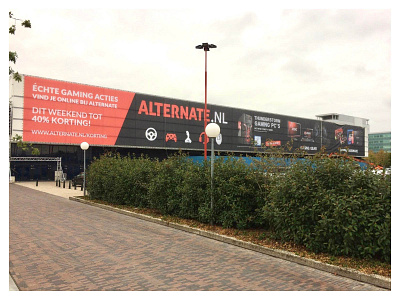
23;76;135;145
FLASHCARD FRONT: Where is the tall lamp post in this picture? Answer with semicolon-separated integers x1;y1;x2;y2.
80;142;89;197
205;122;220;225
196;42;217;160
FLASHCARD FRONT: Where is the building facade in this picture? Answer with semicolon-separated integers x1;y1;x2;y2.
10;75;370;181
368;132;391;152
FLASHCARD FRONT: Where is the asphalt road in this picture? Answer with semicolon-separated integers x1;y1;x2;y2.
9;183;385;291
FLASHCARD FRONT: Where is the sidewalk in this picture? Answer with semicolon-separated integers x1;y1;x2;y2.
9;181;84;291
13;180;84;199
9;273;18;291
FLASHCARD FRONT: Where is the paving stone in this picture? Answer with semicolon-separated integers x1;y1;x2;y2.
9;183;386;291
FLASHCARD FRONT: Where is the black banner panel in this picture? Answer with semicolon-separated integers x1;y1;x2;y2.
115;93;365;156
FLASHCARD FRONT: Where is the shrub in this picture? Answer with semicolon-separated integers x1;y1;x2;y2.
147;154;187;215
263;155;391;262
87;153;156;207
177;160;209;220
147;153;209;220
122;155;157;207
203;156;266;229
87;153;125;204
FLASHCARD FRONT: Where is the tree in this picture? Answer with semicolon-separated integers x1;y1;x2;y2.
367;150;391;168
12;135;40;156
9;12;39;156
9;11;31;82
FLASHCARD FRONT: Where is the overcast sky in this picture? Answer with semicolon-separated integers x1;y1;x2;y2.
9;3;392;133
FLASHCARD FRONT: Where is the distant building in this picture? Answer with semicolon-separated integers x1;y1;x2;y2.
315;113;369;127
368;132;391;153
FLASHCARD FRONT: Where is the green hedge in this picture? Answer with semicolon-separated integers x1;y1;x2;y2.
210;157;267;228
147;154;208;219
87;153;155;207
263;155;391;262
86;152;391;262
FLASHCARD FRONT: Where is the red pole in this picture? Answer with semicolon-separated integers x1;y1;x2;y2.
204;50;208;160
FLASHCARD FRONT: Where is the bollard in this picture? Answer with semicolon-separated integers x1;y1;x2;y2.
56;180;58;187
74;182;76;190
36;179;38;186
63;180;65;188
69;181;71;189
81;184;83;191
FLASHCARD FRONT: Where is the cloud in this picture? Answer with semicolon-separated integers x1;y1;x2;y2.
9;8;391;133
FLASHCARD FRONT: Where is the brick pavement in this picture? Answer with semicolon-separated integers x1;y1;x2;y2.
9;183;386;291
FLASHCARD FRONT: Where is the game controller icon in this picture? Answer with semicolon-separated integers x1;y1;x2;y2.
165;133;177;142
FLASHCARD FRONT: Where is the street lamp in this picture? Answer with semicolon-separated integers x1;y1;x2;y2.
80;142;89;197
205;122;220;225
196;42;217;160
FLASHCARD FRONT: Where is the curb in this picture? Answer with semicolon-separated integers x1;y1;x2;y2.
69;196;391;290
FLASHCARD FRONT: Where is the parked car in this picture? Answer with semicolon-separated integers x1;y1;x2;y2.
72;172;86;187
372;168;391;176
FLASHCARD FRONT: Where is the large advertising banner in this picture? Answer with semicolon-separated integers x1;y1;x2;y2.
23;76;135;145
115;93;365;156
21;76;365;156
